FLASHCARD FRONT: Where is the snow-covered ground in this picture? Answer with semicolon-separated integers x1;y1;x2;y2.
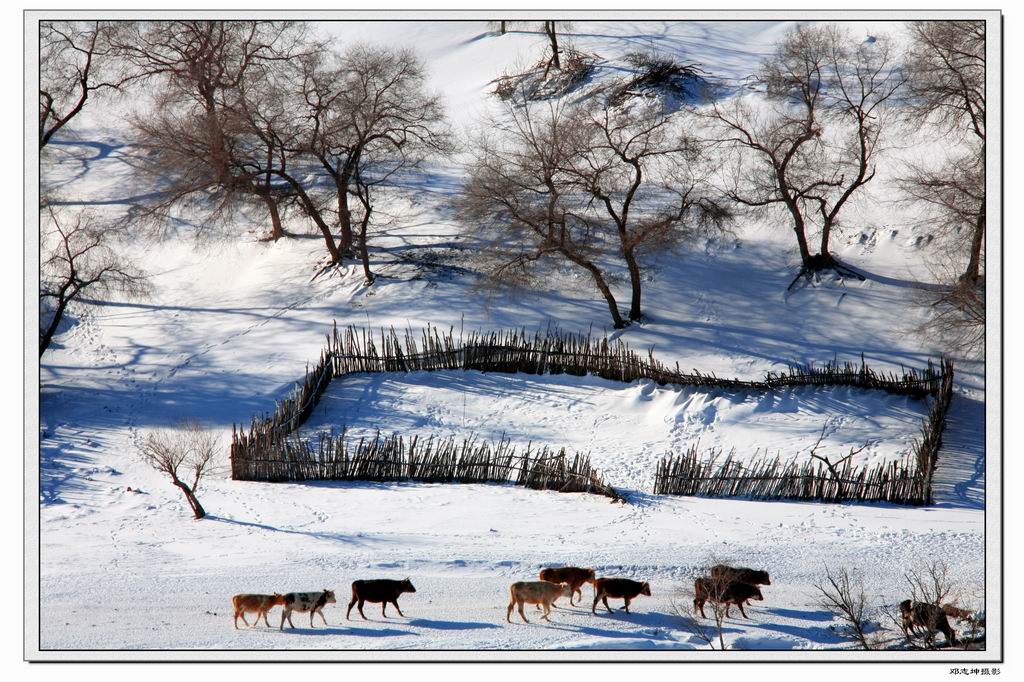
34;19;992;658
299;371;932;491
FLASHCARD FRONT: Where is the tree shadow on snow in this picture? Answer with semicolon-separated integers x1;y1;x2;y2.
205;514;389;548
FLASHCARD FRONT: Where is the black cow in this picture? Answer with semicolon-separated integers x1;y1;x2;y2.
346;578;417;620
710;564;771;586
591;578;651;614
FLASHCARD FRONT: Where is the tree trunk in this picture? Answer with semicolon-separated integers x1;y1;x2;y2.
790;211;812;265
336;180;355;256
499;21;506;35
357;211;374;285
819;219;833;261
961;202;985;284
564;249;626;329
173;479;206;520
39;292;71;356
624;248;643;322
276;171;342;263
262;193;284;241
546;22;561;70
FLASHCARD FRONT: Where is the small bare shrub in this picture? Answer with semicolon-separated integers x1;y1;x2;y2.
814;564;874;650
611;51;708;105
140;420;218;519
673;560;737;650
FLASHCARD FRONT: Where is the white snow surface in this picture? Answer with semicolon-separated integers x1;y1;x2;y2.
299;371;932;492
37;19;988;655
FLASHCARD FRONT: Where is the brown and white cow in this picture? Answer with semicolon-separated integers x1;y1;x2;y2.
231;593;285;629
279;590;337;630
591;578;651;614
506;581;572;623
539;566;596;606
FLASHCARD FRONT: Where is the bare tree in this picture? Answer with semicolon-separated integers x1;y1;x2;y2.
707;26;830;271
542;21;571;71
813;564;874;650
39;21;139;148
807;28;906;270
901;21;986;353
571;101;729;322
904;21;985;145
122;20;313;241
708;24;903;283
806;423;869;499
488;21;573;69
903;161;986;357
459;95;629;328
295;44;453;274
905;19;983;280
139;420;218;520
231;74;348;262
39;208;150;356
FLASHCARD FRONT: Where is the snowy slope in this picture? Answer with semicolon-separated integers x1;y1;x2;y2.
36;19;989;656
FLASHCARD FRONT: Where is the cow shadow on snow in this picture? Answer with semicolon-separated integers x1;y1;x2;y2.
275;625;413;638
753;607;848;645
406;618;500;631
528;608;735;640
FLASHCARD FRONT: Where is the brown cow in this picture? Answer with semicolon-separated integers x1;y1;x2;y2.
231;593;285;629
899;599;958;646
591;578;651;614
506;581;572;623
710;564;771;586
942;604;975;622
694;577;763;619
346;579;417;620
539;566;595;606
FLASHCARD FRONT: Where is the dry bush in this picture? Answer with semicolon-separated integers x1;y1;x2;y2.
610;51;708;105
814;564;874;650
672;560;737;650
491;48;596;102
140;420;218;519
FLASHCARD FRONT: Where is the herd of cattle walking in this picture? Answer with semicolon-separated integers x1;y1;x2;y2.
230;564;959;647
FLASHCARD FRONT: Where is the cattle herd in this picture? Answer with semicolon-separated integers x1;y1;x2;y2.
229;564;959;647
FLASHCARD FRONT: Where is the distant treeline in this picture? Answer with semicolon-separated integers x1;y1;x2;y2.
230;324;953;504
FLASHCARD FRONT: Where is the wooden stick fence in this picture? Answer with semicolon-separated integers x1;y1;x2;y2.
653;444;928;504
232;429;624;502
653;357;954;505
230;324;953;505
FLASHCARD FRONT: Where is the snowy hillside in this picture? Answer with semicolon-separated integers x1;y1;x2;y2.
36;19;990;657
